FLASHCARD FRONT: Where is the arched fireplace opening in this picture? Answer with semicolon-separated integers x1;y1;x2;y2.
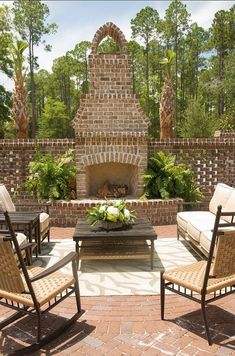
86;162;138;198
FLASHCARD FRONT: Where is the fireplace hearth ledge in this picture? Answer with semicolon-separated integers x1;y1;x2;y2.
49;198;183;227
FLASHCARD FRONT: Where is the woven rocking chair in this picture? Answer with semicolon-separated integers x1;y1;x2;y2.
0;211;82;354
161;205;235;345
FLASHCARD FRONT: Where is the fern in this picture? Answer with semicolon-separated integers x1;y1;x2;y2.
24;148;77;201
143;151;203;202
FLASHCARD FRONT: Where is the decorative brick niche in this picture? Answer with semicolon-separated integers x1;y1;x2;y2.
72;22;149;198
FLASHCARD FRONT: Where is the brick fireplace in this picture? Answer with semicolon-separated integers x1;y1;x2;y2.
72;22;149;198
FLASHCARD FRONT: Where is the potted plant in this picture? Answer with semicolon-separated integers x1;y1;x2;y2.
87;199;136;230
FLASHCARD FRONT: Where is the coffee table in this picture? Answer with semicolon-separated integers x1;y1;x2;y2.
73;219;157;270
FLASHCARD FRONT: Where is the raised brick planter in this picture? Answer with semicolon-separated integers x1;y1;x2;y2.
49;198;182;227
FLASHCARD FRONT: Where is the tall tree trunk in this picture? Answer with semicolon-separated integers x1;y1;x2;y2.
218;50;225;116
146;38;150;115
29;30;36;137
12;82;29;139
131;52;136;94
160;75;175;139
175;31;178;127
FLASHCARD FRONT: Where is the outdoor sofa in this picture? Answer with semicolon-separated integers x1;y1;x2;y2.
177;183;235;256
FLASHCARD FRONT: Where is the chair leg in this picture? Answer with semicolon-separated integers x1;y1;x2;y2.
36;309;42;343
201;297;212;345
160;271;165;320
72;259;82;312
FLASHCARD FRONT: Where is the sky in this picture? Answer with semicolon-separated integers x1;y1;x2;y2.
1;0;234;90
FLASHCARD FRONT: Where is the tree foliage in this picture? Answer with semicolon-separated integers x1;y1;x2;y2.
0;5;13;77
180;97;217;138
1;1;234;139
12;0;57;137
37;97;73;138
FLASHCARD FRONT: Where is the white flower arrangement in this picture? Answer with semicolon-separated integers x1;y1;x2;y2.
87;199;136;226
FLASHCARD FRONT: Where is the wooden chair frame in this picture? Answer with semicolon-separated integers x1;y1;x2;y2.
0;211;83;354
161;205;235;345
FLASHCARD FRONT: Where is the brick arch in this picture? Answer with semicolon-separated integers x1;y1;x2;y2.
91;22;128;54
81;152;142;167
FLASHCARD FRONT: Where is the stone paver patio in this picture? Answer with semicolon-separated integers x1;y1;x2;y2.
1;225;235;355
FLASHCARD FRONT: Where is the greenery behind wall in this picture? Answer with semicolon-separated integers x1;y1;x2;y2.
0;0;234;139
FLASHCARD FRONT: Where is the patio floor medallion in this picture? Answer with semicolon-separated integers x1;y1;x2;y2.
33;238;198;296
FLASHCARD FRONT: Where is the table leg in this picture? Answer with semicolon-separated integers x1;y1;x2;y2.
75;241;80;269
151;239;154;270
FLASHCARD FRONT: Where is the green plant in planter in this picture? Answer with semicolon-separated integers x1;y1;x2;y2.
143;151;203;202
24;148;77;201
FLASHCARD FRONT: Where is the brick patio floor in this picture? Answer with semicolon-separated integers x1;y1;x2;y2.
1;225;235;355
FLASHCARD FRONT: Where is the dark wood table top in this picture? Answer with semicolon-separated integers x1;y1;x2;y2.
73;219;157;241
0;211;40;224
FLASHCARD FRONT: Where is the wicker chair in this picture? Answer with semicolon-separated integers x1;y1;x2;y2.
161;205;235;345
0;210;82;354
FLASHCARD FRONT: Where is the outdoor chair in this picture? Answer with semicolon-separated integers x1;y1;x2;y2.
0;183;50;251
0;210;82;354
161;205;235;345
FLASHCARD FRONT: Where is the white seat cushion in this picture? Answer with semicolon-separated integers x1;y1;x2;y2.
186;212;226;242
40;212;49;233
16;232;27;246
209;183;234;215
0;184;16;212
177;211;210;232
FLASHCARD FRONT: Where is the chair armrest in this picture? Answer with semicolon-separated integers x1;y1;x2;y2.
0;229;10;234
30;251;77;282
16;242;36;252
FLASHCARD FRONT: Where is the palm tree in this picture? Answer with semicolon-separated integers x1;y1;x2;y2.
11;40;29;139
159;50;175;139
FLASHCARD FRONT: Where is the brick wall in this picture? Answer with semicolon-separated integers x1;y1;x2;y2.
1;137;235;225
149;137;235;198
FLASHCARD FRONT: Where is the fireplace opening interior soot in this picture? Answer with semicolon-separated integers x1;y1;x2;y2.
86;162;138;198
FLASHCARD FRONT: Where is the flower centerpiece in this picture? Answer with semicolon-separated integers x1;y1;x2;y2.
87;199;136;230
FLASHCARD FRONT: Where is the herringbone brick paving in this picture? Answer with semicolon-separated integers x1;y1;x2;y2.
1;225;235;355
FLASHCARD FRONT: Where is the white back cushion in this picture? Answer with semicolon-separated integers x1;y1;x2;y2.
0;184;16;212
209;183;234;215
223;189;235;222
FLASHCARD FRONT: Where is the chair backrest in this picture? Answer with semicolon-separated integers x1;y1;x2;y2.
0;184;16;212
211;230;235;277
0;211;38;306
0;235;25;292
202;206;235;292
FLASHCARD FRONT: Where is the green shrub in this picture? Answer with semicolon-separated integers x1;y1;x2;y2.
143;151;203;202
179;97;217;138
24;148;77;201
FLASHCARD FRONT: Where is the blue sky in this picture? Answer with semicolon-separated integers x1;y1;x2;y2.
1;0;234;90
